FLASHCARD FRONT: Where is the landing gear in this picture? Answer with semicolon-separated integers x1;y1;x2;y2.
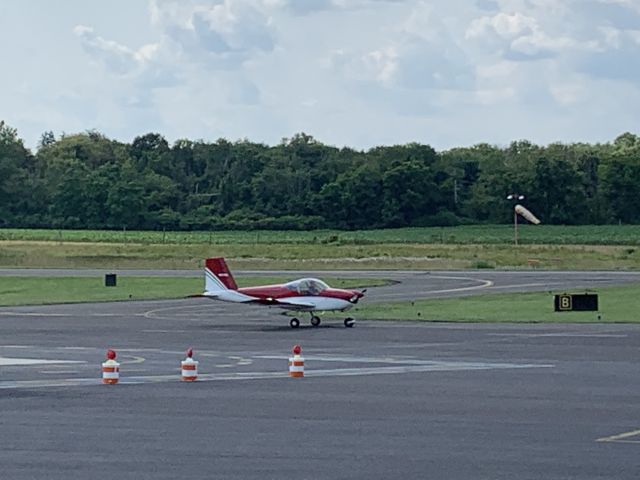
310;315;321;327
290;318;300;328
344;317;355;328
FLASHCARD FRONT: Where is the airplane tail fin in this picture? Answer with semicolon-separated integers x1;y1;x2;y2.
205;257;238;292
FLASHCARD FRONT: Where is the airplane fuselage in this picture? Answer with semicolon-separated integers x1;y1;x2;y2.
238;284;361;311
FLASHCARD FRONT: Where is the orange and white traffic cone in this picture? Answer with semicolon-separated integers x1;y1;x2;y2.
288;345;304;378
102;349;120;385
181;347;198;382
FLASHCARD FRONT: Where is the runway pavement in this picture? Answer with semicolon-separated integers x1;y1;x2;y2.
1;271;640;479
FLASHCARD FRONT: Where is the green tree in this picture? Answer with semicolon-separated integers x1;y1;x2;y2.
0;121;33;226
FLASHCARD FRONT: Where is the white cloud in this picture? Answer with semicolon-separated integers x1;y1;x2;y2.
549;82;589;105
465;11;588;60
363;47;400;86
328;2;474;92
2;0;640;151
144;0;278;72
466;12;537;40
74;25;150;74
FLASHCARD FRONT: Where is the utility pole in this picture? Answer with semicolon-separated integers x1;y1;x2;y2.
453;179;459;205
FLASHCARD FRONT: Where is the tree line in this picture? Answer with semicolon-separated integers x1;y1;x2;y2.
1;120;639;230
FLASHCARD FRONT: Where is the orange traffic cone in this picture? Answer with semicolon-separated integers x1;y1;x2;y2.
102;349;120;384
288;345;304;378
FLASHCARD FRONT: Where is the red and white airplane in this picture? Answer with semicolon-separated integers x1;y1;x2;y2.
199;257;365;328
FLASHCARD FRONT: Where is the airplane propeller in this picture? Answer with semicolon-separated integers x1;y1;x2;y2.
350;289;366;303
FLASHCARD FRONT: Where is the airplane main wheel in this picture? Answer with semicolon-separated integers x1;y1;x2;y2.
344;318;355;328
311;316;321;327
290;318;300;328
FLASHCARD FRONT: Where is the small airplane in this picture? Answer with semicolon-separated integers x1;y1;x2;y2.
198;257;365;328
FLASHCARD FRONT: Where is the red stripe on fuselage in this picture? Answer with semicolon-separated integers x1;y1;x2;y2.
238;285;358;302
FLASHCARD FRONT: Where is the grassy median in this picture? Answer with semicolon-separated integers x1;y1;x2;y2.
0;276;390;307
351;284;640;323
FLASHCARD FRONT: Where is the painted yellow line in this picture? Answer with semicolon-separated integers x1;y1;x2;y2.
596;429;640;443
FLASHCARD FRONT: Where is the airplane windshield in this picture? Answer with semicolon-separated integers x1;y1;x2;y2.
285;278;329;295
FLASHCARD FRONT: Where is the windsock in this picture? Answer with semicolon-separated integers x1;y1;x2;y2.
515;204;541;225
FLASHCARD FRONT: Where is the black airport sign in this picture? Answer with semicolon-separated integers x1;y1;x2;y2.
554;293;598;312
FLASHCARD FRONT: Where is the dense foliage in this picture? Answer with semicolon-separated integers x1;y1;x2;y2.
1;120;639;230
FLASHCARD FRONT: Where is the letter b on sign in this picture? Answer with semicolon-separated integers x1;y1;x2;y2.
559;295;571;311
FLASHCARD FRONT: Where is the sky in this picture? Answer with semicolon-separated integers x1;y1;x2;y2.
1;0;639;151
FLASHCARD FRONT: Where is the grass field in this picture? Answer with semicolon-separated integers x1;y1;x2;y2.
2;225;640;245
1;226;640;270
351;284;640;323
0;276;389;307
0;241;639;270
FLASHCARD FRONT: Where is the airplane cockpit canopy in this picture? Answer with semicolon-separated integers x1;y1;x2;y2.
285;278;329;295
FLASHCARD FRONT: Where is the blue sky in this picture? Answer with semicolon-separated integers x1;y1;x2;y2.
1;0;639;150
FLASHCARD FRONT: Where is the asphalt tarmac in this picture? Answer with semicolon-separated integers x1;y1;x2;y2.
1;271;640;479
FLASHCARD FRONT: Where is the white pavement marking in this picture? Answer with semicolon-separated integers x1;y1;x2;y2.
119;355;146;365
488;333;628;338
256;354;464;364
0;357;85;366
40;370;83;374
381;275;493;298
0;360;554;390
302;363;553;377
94;352;146;365
142;330;188;333
0;312;66;317
0;312;135;317
596;429;640;443
486;282;563;290
143;304;221;320
426;276;494;294
229;356;253;366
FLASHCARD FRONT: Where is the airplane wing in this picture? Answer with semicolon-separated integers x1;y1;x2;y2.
255;297;316;310
201;291;316;310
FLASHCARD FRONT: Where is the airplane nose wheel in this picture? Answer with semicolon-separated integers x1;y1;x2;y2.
344;318;355;328
310;315;321;327
290;318;300;328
